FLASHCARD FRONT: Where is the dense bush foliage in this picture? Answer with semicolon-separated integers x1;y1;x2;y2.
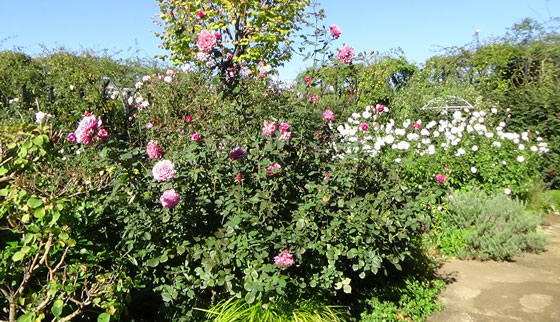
0;5;558;321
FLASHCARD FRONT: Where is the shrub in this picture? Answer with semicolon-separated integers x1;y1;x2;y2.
448;189;548;260
360;278;445;322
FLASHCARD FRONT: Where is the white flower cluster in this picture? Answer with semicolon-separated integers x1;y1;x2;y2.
333;106;550;159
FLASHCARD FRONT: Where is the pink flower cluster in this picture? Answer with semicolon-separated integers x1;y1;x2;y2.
274;249;294;268
266;163;282;176
279;122;292;141
160;189;180;208
146;141;162;159
329;25;341;38
196;30;217;53
73;113;107;146
152;160;176;182
262;121;277;137
337;45;355;64
322;109;335;122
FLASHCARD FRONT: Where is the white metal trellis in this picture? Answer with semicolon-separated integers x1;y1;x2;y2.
421;96;474;112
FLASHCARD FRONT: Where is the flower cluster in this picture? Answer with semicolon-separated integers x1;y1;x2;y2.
72;113;107;146
274;249;294;268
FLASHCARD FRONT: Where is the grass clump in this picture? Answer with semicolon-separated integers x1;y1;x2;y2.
198;296;349;322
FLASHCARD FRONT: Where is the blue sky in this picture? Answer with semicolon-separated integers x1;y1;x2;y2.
1;1;558;80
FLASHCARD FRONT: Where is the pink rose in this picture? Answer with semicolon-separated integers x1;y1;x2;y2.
236;173;243;182
196;30;217;53
66;133;76;142
74;115;101;146
360;123;369;131
185;115;193;123
329;25;341;38
146;141;163;159
198;11;205;18
266;163;282;176
436;174;447;183
262;121;277;137
305;77;311;83
229;147;247;161
160;189;180;209
279;122;290;133
97;129;108;141
146;122;153;129
413;123;421;129
377;104;385;113
337;45;355;64
310;94;318;101
214;32;221;40
274;249;294;268
279;131;291;141
322;109;335;122
324;172;330;178
152;160;176;182
191;132;200;142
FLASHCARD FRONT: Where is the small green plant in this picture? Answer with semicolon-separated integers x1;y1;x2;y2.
360;278;445;322
199;296;348;322
448;189;549;260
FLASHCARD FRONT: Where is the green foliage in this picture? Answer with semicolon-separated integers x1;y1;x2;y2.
0;124;130;321
200;296;348;322
155;0;310;81
360;278;445;322
448;189;549;260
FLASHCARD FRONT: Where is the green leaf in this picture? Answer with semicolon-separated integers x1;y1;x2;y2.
12;251;25;262
32;135;44;146
17;312;35;322
343;284;352;294
52;299;64;318
33;206;45;219
211;75;221;86
146;258;160;267
27;197;43;209
98;312;111;322
18;147;28;158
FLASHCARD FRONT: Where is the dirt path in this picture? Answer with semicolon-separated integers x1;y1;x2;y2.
428;214;560;322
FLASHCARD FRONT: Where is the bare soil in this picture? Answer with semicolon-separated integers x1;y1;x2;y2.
428;214;560;322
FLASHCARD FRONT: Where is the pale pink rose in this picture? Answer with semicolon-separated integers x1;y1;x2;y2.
322;109;335;122
66;133;76;142
197;30;217;53
160;189;180;209
266;163;282;176
229;147;247;160
329;25;341;38
436;174;447;183
274;249;294;268
337;45;355;64
262;121;277;137
164;75;173;83
279;122;290;133
146;122;153;129
360;123;369;131
152;160;176;182
191;132;200;142
146;141;163;159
